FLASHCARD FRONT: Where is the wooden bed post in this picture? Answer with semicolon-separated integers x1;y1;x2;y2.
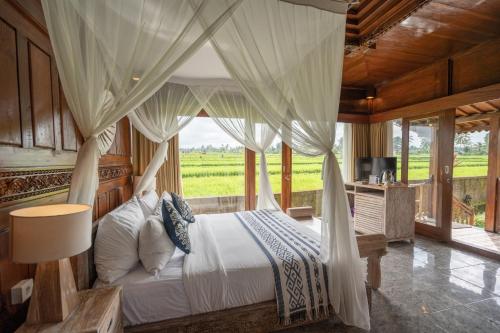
356;234;387;290
281;143;292;211
245;148;256;210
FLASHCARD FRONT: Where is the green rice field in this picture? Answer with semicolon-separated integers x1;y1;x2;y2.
180;152;489;198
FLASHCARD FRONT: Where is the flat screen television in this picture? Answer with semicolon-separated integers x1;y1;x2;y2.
355;157;397;182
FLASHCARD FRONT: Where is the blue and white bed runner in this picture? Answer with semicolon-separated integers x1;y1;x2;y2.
235;209;329;324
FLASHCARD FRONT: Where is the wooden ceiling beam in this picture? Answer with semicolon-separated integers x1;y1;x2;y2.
456;124;490;134
338;113;369;123
369;83;500;123
429;1;500;25
455;112;500;124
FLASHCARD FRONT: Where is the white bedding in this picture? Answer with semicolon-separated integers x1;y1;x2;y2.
95;211;322;326
94;248;190;326
183;213;276;314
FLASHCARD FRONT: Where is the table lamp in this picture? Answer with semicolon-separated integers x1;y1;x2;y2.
10;204;92;324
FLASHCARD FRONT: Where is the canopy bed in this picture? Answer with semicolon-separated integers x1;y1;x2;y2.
38;0;386;331
84;197;386;332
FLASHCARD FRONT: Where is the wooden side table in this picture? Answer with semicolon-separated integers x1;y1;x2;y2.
17;286;123;333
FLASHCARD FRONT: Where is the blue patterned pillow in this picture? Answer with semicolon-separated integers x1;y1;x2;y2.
171;192;195;223
161;200;191;254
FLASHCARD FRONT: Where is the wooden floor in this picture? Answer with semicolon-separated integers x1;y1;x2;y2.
453;226;500;255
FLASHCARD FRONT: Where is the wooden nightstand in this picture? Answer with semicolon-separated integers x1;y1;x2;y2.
16;286;123;333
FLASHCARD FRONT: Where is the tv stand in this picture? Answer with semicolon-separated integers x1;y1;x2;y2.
345;182;415;242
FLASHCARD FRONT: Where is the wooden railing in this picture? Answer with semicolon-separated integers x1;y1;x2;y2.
452;195;475;225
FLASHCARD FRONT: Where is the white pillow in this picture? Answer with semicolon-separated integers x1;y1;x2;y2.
95;197;146;283
139;212;175;275
137;190;159;218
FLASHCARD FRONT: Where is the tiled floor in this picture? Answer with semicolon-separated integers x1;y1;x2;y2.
284;236;500;333
453;226;500;255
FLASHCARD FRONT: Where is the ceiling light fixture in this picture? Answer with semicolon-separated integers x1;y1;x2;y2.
366;86;376;100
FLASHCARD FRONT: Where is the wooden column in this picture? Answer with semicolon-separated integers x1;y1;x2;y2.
430;126;439;220
281;143;292;211
436;109;455;241
245;148;256;210
401;119;410;184
486;116;500;232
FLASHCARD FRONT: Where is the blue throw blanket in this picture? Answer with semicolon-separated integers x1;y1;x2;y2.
235;210;329;324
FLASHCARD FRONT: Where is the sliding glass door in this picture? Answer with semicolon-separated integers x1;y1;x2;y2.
402;111;455;240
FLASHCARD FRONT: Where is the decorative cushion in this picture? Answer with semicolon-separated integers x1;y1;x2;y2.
153;191;173;217
95;197;146;283
171;192;195;223
162;200;191;254
137;190;159;218
139;210;175;275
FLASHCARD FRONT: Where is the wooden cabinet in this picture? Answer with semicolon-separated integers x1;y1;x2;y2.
346;182;416;242
16;286;123;333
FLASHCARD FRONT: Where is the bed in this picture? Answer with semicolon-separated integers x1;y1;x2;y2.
89;209;387;332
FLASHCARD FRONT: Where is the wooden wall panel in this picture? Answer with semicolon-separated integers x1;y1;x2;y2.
452;39;500;94
374;59;449;113
0;19;22;146
106;118;131;156
28;42;54;149
60;85;79;151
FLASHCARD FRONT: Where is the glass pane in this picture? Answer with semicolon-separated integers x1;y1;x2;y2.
452;130;489;229
408;116;439;227
179;117;245;213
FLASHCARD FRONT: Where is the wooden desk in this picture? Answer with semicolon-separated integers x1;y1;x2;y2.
346;182;416;242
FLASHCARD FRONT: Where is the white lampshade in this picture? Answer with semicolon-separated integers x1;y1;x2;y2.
10;204;92;263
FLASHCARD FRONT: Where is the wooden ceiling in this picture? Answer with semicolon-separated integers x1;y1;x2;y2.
456;99;500;133
343;0;500;88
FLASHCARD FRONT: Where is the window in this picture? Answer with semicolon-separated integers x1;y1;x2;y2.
408;116;439;226
452;130;489;228
179;117;245;213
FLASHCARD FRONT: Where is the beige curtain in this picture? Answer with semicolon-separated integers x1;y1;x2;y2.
370;122;389;158
133;128;183;195
350;123;371;180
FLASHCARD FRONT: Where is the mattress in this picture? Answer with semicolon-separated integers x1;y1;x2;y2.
94;248;190;326
94;212;322;326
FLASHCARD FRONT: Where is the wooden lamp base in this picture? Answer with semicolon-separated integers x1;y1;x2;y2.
26;258;80;325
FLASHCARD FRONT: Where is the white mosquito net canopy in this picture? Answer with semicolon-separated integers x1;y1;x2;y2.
42;0;369;329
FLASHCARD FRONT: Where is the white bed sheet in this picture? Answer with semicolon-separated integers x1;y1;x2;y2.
94;248;190;326
94;212;322;327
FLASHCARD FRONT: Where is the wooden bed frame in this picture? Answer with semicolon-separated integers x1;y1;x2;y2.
85;220;387;333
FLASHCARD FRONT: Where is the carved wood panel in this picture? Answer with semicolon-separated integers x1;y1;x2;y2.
0;18;22;147
28;42;55;149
